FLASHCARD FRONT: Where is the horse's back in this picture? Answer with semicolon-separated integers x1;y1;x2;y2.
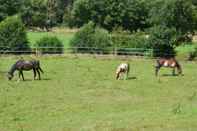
116;63;129;73
157;57;177;67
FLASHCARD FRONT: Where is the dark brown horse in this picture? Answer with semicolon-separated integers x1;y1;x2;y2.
7;59;44;81
155;58;182;76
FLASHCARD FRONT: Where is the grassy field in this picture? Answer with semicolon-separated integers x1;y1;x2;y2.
0;55;197;131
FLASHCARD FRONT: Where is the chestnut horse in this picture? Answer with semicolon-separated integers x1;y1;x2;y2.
155;58;182;76
116;63;130;80
7;59;44;81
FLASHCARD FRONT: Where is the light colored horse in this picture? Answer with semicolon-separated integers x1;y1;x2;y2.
116;63;130;80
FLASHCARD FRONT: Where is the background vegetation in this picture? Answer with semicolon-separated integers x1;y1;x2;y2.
0;15;30;52
36;36;64;54
0;0;196;57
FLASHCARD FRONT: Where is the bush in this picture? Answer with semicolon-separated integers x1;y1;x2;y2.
188;46;197;61
111;31;148;48
146;25;178;57
70;21;111;53
36;36;64;54
111;31;149;55
0;15;30;53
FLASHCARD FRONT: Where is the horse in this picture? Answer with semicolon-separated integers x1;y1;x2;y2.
7;59;44;81
116;63;130;80
155;57;182;76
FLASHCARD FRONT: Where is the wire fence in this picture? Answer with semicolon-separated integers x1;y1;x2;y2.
0;46;177;58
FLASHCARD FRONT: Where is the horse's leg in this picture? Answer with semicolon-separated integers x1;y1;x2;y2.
17;71;21;82
21;71;25;81
124;72;127;80
36;69;41;80
126;70;129;80
18;71;21;79
33;68;36;80
172;68;175;76
155;66;160;76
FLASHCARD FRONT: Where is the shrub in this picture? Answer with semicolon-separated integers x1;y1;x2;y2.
111;31;148;48
111;31;148;55
146;25;178;57
188;46;197;61
70;21;111;53
0;15;30;53
36;36;64;54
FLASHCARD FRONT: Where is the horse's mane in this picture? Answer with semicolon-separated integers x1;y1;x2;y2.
8;60;23;74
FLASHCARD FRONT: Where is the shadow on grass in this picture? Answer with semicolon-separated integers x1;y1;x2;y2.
127;76;137;80
12;78;51;82
161;74;184;77
162;74;179;77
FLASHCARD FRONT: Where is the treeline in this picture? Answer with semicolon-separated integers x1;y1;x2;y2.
0;0;73;29
0;0;196;32
0;0;197;56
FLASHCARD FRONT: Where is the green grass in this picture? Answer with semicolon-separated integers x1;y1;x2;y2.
176;44;195;58
0;56;197;131
27;30;75;48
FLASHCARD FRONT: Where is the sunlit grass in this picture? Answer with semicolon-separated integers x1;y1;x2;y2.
27;28;76;48
0;55;197;130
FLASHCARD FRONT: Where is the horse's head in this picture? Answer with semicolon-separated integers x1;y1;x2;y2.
116;72;120;80
177;67;183;76
175;62;184;76
7;72;13;80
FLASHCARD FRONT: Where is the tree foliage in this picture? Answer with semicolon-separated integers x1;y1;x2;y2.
70;21;111;53
20;0;48;29
149;0;196;35
0;16;30;52
47;0;65;25
147;25;178;57
70;0;149;31
36;36;64;54
0;0;23;21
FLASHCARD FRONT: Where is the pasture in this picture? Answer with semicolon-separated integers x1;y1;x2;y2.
27;28;76;48
0;55;197;131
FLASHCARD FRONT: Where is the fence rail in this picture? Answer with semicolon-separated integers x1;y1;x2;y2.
0;46;177;57
0;46;154;56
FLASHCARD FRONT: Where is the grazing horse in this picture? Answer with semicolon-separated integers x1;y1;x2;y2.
116;63;130;80
155;57;182;76
7;59;44;81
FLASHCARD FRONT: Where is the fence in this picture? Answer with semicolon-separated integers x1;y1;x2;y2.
0;46;154;57
0;46;179;58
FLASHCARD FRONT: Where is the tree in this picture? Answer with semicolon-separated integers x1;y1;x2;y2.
149;0;196;35
70;0;149;31
147;25;178;57
47;0;65;25
70;21;111;53
20;0;48;30
0;15;30;53
0;0;23;21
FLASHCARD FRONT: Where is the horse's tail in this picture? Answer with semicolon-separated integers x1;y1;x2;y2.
37;60;44;73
